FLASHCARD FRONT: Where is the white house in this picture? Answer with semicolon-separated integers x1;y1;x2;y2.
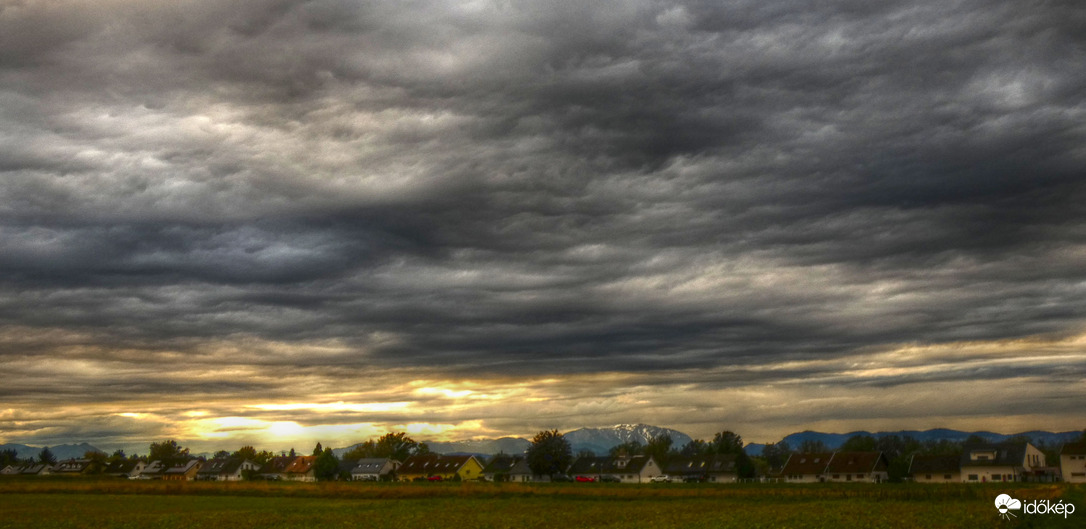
960;442;1045;483
350;458;400;481
1060;441;1086;483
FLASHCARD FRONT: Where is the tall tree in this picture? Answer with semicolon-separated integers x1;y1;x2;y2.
149;440;189;464
375;432;422;461
233;446;258;462
678;439;712;457
526;429;572;478
342;440;377;462
0;449;20;468
645;434;674;468
761;440;792;470
712;431;744;455
38;446;57;465
312;442;324;456
799;439;829;453
313;446;340;481
608;441;643;458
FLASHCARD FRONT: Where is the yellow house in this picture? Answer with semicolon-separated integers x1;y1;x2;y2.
398;454;485;481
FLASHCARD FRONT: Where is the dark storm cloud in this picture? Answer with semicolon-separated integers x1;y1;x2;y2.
2;0;1086;436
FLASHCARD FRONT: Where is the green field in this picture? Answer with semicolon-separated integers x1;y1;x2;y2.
0;479;1080;529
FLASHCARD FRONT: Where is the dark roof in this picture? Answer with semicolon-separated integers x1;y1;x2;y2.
351;458;395;474
960;442;1030;468
196;458;246;475
52;459;92;473
909;454;960;475
399;454;475;475
1060;441;1086;456
481;455;522;474
104;459;141;474
663;454;737;476
568;455;654;475
780;453;833;476
825;452;888;474
259;456;295;474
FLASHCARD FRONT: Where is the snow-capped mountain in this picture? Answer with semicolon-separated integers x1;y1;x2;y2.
563;424;693;455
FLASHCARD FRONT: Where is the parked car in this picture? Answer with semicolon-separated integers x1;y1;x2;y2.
552;474;575;482
575;475;596;482
683;476;706;483
650;475;671;483
427;475;443;481
598;475;621;483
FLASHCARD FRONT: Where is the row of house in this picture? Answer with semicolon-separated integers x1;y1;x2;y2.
908;441;1085;483
6;441;1085;484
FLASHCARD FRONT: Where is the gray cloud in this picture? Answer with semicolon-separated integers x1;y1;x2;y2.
2;1;1085;445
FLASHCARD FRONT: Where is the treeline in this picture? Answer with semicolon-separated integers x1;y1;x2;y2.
6;428;1083;483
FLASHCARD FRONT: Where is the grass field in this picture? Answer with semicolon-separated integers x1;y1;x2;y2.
0;478;1080;529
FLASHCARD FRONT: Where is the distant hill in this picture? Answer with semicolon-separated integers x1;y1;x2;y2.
744;429;1083;455
0;442;104;461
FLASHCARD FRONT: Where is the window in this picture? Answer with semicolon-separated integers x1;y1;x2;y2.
943;474;952;480
833;474;840;479
925;474;932;480
968;474;979;481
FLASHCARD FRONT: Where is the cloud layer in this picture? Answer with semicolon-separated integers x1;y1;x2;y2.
2;1;1084;450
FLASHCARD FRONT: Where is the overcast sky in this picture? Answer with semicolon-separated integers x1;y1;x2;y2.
2;0;1084;454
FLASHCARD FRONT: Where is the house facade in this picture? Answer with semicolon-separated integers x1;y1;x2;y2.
350;458;400;481
567;455;663;483
257;456;295;480
480;455;522;482
162;460;202;481
51;459;94;475
398;454;484;481
908;454;961;483
664;454;738;483
781;452;833;483
1059;441;1086;483
104;459;146;479
196;458;258;481
282;456;317;482
824;452;889;483
960;442;1045;483
506;458;541;482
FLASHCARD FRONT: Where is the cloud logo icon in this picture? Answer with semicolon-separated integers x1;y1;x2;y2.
995;494;1022;519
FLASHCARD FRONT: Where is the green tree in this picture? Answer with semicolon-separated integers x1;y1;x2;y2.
799;439;829;453
342;440;377;462
0;449;20;468
38;446;57;465
711;431;744;455
608;441;643;458
108;449;126;463
761;440;791;470
148;440;189;464
679;439;712;457
313;446;339;481
213;450;231;459
84;451;107;474
312;442;323;456
375;432;423;461
645;434;673;468
233;446;257;462
526;429;572;478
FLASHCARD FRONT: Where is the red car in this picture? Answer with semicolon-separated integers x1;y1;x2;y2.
575;475;596;482
427;475;443;481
